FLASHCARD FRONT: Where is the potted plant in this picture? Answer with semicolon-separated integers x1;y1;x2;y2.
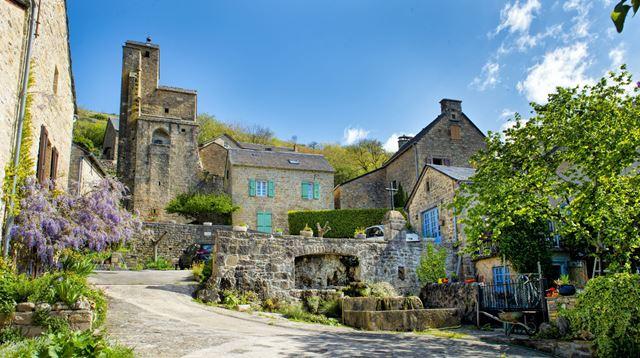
274;228;284;236
300;224;313;238
354;227;366;239
233;222;248;232
555;274;576;296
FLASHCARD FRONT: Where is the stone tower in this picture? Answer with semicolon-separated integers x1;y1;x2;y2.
117;40;200;221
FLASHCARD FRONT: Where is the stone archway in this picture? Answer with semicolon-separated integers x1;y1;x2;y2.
294;254;360;289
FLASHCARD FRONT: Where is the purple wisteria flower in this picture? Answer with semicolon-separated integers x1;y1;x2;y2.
10;177;142;268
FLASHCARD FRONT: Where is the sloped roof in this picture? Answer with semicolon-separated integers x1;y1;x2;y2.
429;164;475;181
108;117;119;131
237;142;295;152
228;149;334;172
404;164;475;210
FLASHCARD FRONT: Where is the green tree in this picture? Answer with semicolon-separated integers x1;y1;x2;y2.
165;192;239;224
346;139;390;172
454;68;640;274
611;0;640;32
416;243;448;284
72;116;107;156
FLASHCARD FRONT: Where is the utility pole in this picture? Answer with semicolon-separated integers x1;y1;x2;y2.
385;181;398;209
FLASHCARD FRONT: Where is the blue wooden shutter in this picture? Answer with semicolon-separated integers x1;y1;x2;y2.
249;178;256;197
433;207;441;244
268;180;275;197
313;181;320;199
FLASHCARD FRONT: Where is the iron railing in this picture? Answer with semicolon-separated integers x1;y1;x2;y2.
479;276;546;311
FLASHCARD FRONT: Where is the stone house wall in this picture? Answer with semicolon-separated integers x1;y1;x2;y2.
0;0;75;232
199;141;228;177
102;119;118;160
474;256;515;283
384;146;420;200
228;164;334;232
335;167;388;209
406;167;473;278
68;144;105;194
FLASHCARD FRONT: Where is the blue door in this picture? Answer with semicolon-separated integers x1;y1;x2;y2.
422;207;441;244
493;266;511;293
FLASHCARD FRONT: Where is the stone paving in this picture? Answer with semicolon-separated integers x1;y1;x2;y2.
90;270;548;358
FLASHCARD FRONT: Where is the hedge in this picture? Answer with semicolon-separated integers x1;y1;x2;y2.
288;208;399;238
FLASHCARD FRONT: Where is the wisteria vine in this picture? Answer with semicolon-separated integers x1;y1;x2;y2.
9;177;142;268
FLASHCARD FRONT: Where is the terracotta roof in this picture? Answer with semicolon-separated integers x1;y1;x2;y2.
228;149;334;172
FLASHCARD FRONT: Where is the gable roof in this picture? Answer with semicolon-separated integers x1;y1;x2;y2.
228;148;334;173
108;117;119;131
404;164;475;210
72;143;107;177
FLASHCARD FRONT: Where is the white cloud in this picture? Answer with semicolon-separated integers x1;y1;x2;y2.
609;43;626;69
500;109;516;119
514;24;562;51
343;127;369;145
495;0;542;35
470;61;500;91
516;42;594;103
563;0;592;39
382;133;414;153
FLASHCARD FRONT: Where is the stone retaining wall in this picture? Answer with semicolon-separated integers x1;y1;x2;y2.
545;296;577;322
420;282;479;323
5;301;93;338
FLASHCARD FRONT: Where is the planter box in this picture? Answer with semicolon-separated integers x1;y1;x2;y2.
232;226;248;232
300;230;313;238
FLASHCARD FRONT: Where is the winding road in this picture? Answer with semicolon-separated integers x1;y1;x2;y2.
89;270;547;357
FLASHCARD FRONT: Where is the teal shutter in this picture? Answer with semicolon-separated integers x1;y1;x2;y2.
268;180;275;197
313;181;320;199
249;178;256;197
301;182;308;199
257;212;272;233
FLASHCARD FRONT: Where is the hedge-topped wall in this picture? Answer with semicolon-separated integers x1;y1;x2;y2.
288;208;394;238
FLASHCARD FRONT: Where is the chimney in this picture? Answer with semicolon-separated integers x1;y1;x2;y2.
440;98;462;114
397;135;412;150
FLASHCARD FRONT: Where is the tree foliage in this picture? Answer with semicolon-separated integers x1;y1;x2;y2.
416;243;448;284
346;139;390;172
454;68;640;273
611;0;640;32
165;192;238;224
72;109;111;156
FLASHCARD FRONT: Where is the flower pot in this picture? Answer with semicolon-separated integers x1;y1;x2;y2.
274;231;284;237
300;230;313;238
355;233;366;239
558;284;576;296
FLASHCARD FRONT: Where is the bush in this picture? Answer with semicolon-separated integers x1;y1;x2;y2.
318;298;342;319
562;273;640;356
368;282;398;298
416;243;448;284
220;290;240;309
288;208;394;238
0;327;24;345
304;296;321;314
60;251;96;277
145;257;173;270
166;192;238;224
261;297;282;312
278;303;340;326
200;260;213;283
341;282;371;297
192;262;205;282
53;275;88;307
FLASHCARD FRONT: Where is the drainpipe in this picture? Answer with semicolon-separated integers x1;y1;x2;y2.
413;143;419;179
3;0;39;258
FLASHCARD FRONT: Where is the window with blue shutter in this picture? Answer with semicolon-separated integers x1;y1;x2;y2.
422;207;440;243
493;266;511;293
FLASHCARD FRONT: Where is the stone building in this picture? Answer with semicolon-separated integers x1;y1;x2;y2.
101;117;118;160
68;143;106;195
0;0;76;229
334;99;485;209
225;148;334;233
404;164;475;279
116;40;200;222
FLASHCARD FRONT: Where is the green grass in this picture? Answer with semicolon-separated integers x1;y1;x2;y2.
413;327;473;340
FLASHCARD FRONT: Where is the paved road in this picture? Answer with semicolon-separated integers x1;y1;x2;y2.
90;270;547;358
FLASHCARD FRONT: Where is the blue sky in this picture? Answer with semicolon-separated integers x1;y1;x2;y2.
68;0;640;151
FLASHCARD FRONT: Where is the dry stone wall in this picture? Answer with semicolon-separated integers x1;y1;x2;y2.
420;282;479;323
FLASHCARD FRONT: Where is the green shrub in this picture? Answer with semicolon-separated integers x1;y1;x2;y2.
278;303;340;326
416;243;448;284
28;273;59;304
304;296;321;314
166;192;238;224
288;208;394;238
0;272;16;316
84;286;107;328
562;273;640;356
342;282;371;297
42;330;133;358
60;252;96;277
220;290;240;309
12;274;34;303
33;307;70;333
192;262;205;282
318;298;342;319
368;282;398;298
144;257;173;270
53;275;88;307
0;327;24;345
261;297;282;312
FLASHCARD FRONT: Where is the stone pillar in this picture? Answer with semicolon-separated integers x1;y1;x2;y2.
383;210;406;241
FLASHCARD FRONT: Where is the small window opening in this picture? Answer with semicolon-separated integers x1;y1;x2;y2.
426;181;431;192
144;51;150;58
53;66;59;95
288;159;300;164
432;158;444;165
398;266;406;281
181;128;186;133
164;107;169;114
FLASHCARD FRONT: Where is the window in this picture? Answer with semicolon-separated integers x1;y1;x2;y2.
255;180;268;197
151;128;170;145
425;180;431;192
392;180;398;189
164;107;169;114
144;51;150;58
422;207;440;243
450;125;461;140
52;66;59;95
301;181;319;200
430;157;450;166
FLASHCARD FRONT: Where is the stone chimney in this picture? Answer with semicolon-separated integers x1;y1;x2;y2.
440;98;462;114
397;135;412;150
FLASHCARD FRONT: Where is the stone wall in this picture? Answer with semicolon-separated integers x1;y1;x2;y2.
6;301;93;338
229;164;334;232
546;296;577;322
199;141;228;177
420;283;479;323
68;144;104;194
198;226;426;302
0;0;75;231
335;167;388;209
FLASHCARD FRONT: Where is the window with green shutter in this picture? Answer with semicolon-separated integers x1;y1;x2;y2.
249;178;256;197
268;180;275;197
257;211;272;233
313;181;320;199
